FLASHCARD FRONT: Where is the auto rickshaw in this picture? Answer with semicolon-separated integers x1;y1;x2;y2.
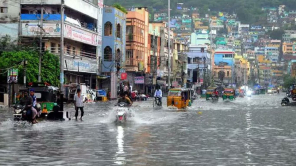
205;87;216;100
222;88;235;101
28;82;59;117
167;88;192;109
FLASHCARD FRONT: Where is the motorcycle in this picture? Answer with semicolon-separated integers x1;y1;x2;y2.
211;95;219;101
13;104;41;123
115;102;129;123
281;97;290;106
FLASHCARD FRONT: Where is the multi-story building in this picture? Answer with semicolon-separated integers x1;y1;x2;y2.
172;40;187;87
213;49;235;85
19;0;102;89
234;55;249;86
265;47;279;62
125;7;149;93
102;6;126;99
149;21;174;87
283;42;296;56
186;32;210;88
0;0;19;23
282;30;296;42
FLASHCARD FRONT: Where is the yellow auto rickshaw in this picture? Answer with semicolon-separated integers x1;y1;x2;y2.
206;87;217;100
222;88;236;101
167;88;192;109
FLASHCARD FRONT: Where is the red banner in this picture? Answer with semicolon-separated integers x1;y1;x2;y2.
121;73;127;80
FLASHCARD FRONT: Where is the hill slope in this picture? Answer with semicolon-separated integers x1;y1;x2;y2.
105;0;296;24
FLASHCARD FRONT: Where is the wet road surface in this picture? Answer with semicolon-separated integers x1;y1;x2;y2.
1;93;296;165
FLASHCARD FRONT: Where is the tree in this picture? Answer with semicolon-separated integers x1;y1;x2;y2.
283;75;295;89
267;29;285;40
0;50;60;86
113;3;128;14
218;70;225;82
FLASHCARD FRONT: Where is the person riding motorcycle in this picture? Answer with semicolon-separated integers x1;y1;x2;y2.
213;89;219;98
154;86;162;105
20;91;37;123
118;92;132;106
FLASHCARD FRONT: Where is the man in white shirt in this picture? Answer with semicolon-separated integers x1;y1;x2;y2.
74;89;85;120
154;86;162;106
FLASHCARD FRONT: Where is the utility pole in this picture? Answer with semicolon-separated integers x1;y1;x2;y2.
38;6;44;82
153;30;157;90
60;1;65;88
60;0;65;110
168;0;171;88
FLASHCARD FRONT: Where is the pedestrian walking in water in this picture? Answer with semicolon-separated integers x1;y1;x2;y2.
74;89;86;120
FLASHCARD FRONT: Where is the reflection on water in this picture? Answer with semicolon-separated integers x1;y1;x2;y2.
115;126;125;165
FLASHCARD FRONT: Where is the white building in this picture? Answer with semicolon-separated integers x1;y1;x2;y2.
0;0;103;89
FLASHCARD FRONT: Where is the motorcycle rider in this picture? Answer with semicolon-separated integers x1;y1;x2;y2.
154;86;162;105
118;92;132;106
20;91;37;124
213;89;219;98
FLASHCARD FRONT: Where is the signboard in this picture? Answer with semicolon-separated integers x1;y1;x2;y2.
22;23;61;36
172;81;178;87
134;76;144;84
64;24;98;46
199;78;203;84
7;69;18;83
138;62;144;71
64;56;97;73
98;0;103;8
121;73;127;80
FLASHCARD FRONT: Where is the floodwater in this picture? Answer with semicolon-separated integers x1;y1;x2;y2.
1;93;296;165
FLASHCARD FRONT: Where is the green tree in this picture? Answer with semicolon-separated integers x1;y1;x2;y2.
283;75;295;89
267;29;285;40
0;50;60;86
113;3;128;14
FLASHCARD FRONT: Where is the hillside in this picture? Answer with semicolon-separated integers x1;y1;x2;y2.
105;0;296;24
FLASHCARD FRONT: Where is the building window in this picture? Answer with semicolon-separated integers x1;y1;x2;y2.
104;46;112;61
73;47;76;55
223;54;233;58
126;49;133;65
116;49;121;61
116;24;121;38
193;58;200;63
0;7;7;13
58;44;60;53
50;43;56;53
201;47;205;52
66;45;71;54
227;71;230;77
104;22;112;36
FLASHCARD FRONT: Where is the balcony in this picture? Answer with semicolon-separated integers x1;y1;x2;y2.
125;59;137;66
50;46;96;59
186;52;207;58
21;14;97;32
21;22;98;46
21;0;98;19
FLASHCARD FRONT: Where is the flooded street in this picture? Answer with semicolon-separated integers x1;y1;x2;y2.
1;94;296;165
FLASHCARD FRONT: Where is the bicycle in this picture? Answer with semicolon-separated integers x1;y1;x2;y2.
153;97;162;107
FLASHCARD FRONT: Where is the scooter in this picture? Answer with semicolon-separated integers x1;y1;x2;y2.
13;104;41;123
281;97;290;106
115;102;129;123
